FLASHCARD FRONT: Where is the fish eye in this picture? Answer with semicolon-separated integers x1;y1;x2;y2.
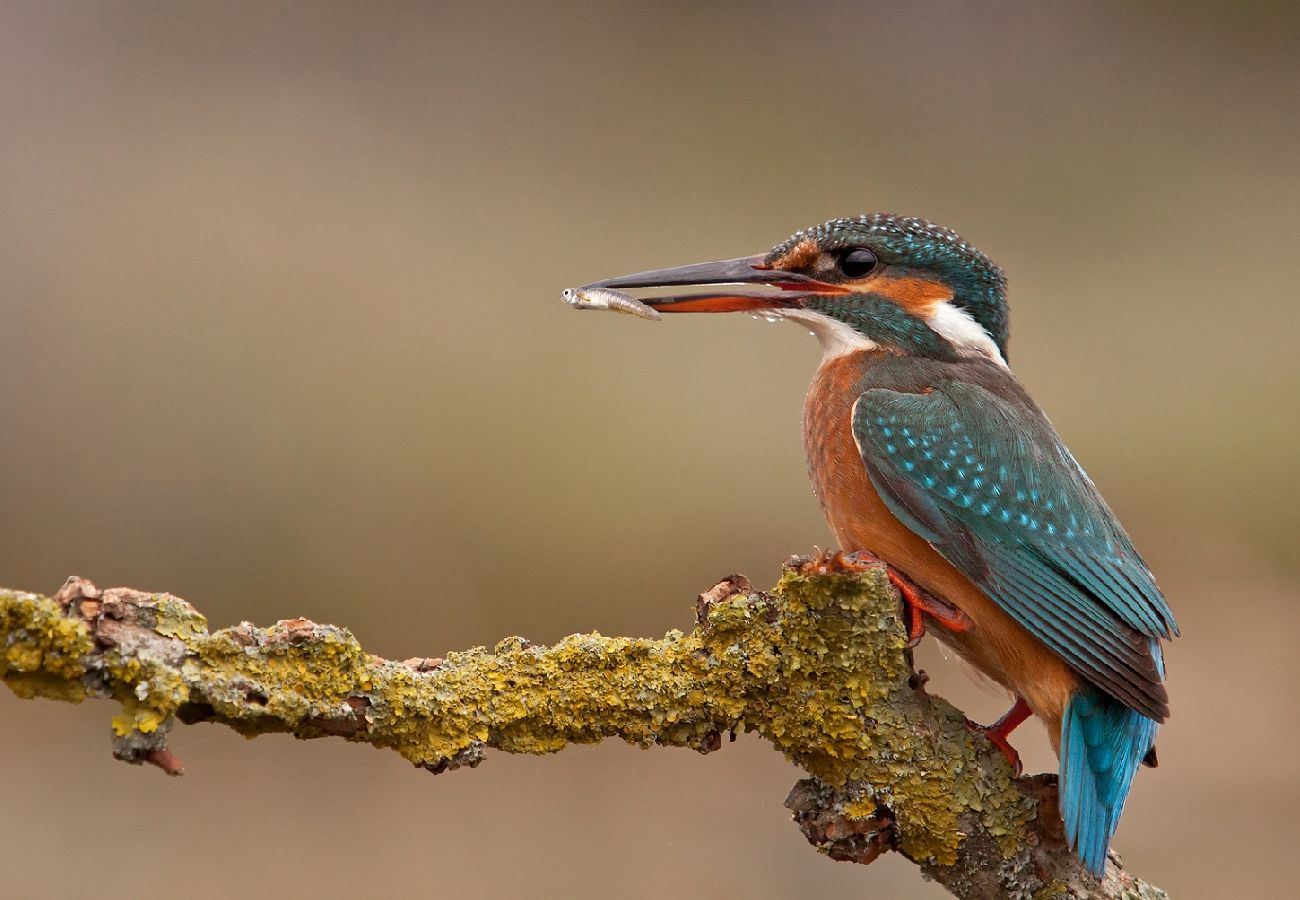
837;247;878;278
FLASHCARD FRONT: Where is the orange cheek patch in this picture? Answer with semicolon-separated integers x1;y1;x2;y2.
869;275;953;317
767;238;820;272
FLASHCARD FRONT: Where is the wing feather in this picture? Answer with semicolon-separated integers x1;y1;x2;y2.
852;381;1174;719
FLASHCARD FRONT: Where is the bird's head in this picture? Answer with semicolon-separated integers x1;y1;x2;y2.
582;214;1009;365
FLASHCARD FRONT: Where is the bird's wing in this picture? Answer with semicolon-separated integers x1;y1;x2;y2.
851;380;1177;720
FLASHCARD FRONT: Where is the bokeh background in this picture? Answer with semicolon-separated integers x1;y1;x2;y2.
2;2;1298;897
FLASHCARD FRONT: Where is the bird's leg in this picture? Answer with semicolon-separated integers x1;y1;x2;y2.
840;551;972;646
967;697;1032;776
890;570;972;647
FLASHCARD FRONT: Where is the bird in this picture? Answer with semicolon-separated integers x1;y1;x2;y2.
573;213;1178;875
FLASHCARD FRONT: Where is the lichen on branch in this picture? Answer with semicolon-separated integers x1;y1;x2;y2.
0;554;1164;899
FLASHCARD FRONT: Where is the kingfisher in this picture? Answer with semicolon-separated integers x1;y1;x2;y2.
572;213;1178;874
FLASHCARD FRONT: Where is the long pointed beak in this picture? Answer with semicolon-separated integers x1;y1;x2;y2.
580;253;845;313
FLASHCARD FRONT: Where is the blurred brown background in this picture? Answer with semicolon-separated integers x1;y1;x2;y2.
2;2;1297;897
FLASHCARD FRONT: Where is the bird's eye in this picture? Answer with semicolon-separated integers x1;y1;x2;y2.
837;247;878;278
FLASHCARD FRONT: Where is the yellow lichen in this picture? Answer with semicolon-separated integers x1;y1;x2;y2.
1;562;1035;872
112;700;168;736
0;591;94;690
149;595;209;641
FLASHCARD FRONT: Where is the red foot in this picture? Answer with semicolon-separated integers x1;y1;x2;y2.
889;570;972;646
967;697;1032;776
840;551;972;646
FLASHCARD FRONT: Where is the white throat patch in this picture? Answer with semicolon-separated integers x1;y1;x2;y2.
768;308;878;361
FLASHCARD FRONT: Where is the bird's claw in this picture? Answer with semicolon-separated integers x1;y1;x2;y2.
886;567;971;646
835;551;971;646
966;697;1032;776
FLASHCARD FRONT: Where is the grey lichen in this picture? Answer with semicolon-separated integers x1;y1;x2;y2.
0;555;1165;900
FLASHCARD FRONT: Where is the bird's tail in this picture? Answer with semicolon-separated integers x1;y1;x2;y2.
1060;686;1159;874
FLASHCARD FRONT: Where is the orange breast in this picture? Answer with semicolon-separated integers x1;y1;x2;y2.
803;350;1078;746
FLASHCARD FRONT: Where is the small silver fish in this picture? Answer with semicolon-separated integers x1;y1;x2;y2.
561;286;662;321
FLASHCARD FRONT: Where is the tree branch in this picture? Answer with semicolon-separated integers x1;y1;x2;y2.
0;553;1164;899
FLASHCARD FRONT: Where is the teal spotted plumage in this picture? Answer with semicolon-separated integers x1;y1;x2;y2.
851;374;1176;720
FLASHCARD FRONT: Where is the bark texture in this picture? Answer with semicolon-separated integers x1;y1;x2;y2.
0;552;1165;899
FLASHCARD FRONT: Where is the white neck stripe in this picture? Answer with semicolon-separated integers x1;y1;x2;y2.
927;301;1007;368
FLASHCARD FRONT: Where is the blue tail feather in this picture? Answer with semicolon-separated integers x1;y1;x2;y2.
1060;686;1158;874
